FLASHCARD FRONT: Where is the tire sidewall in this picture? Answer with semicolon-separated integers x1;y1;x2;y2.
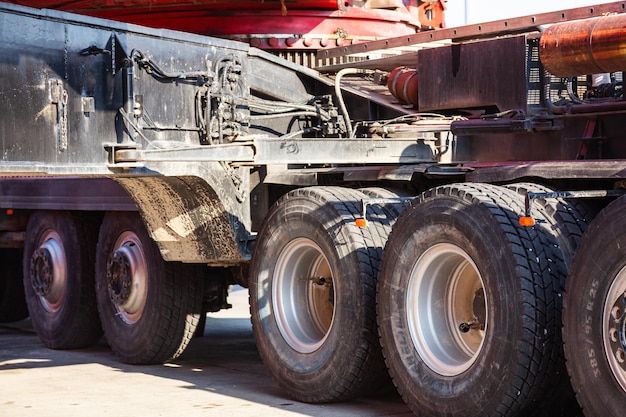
378;196;525;416
565;201;626;416
250;195;371;398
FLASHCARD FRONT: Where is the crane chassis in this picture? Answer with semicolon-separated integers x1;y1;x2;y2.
1;2;626;416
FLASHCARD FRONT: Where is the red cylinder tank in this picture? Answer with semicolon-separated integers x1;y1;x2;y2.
387;67;419;107
540;13;626;77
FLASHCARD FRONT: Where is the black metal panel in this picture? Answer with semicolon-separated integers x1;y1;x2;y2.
418;36;528;113
0;3;250;171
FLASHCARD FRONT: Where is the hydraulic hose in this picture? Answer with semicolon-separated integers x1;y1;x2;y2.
334;68;374;138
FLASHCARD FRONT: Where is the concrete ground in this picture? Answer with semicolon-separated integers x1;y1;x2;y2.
0;287;413;417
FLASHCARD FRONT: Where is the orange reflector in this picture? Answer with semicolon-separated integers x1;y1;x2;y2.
519;216;535;227
6;209;13;216
355;218;368;228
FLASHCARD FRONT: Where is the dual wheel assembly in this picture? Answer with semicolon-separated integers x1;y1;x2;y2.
376;183;581;417
248;183;617;416
22;211;202;364
249;186;394;402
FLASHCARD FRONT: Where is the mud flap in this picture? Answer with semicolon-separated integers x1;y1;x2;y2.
114;176;244;265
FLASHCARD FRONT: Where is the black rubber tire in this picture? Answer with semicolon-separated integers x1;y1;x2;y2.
505;182;588;417
563;196;626;417
95;212;203;364
22;211;102;349
505;182;589;266
377;183;567;417
0;249;29;323
249;186;392;403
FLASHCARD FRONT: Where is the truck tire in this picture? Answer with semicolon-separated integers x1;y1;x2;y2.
0;249;29;323
249;186;392;403
505;182;589;265
22;212;102;348
94;212;203;364
505;182;587;416
563;196;626;417
377;183;567;417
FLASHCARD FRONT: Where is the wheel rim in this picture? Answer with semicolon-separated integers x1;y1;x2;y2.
407;243;487;376
603;265;626;391
272;237;335;354
29;230;67;313
106;231;148;325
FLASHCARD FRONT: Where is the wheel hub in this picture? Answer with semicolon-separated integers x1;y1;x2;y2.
28;232;67;313
105;234;148;325
106;250;132;306
607;292;626;371
459;289;486;333
473;288;487;324
30;248;53;297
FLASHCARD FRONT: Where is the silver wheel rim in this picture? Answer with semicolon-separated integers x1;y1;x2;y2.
603;264;626;391
272;238;335;354
106;231;149;325
30;230;67;313
407;243;487;376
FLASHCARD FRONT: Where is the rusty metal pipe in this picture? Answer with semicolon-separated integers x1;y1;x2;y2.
540;13;626;77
